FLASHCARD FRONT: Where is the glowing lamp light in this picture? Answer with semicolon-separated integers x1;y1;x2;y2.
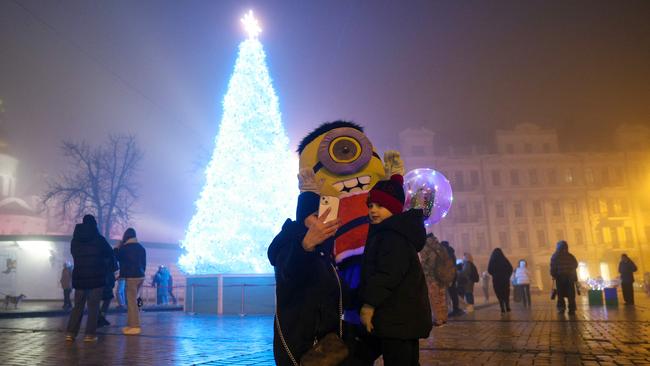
599;262;611;281
241;10;261;39
17;241;53;260
577;262;590;282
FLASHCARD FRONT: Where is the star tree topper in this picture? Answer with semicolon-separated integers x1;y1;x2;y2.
241;10;262;39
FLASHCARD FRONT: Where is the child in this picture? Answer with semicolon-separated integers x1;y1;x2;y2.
358;174;432;365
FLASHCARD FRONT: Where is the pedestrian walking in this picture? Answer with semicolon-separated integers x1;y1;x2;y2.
550;240;578;315
441;241;463;317
60;262;73;310
619;254;638;305
115;227;146;335
513;259;532;308
460;253;479;313
420;233;455;327
168;270;177;305
488;248;513;314
65;215;115;342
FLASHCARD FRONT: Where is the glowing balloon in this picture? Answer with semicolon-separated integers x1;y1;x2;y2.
403;168;453;227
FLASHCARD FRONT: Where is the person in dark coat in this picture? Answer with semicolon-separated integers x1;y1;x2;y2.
488;247;513;313
441;241;462;316
65;214;114;342
359;175;432;366
115;227;147;335
98;251;118;327
268;192;341;366
619;254;638;305
550;240;578;314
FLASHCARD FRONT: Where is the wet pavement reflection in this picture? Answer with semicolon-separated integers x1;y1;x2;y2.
0;293;649;365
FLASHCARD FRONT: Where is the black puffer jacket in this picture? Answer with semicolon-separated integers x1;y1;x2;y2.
359;209;432;339
70;223;114;290
550;241;578;281
268;219;340;366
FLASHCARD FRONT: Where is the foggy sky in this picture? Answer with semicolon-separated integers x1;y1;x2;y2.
1;0;648;242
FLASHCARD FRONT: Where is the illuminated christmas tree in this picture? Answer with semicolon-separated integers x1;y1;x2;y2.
180;11;297;274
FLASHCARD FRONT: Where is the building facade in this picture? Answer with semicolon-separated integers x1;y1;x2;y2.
400;123;650;289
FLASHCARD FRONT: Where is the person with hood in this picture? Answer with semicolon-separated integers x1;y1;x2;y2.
65;214;114;342
268;191;342;366
441;241;462;316
359;175;432;365
618;254;638;305
513;259;532;308
152;265;171;305
115;227;146;335
488;248;513;313
550;240;578;314
60;262;73;310
460;253;479;313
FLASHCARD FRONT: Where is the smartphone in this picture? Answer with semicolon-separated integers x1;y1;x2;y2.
318;195;340;223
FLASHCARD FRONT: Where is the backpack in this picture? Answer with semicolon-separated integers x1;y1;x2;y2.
469;262;479;283
432;242;456;287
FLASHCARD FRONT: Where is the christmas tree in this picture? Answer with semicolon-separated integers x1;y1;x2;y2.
179;11;297;274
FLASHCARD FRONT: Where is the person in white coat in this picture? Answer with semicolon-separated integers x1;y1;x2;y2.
513;259;531;307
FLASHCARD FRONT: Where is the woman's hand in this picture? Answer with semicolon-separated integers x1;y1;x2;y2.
302;208;339;252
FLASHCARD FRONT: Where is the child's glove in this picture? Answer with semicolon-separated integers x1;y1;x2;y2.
360;304;375;333
383;150;404;178
297;168;325;193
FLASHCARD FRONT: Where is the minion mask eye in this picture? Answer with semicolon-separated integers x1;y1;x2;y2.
316;127;375;175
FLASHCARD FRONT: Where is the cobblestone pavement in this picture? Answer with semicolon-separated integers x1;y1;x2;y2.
0;293;649;365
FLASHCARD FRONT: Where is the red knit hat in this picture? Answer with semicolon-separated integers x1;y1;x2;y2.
367;174;405;215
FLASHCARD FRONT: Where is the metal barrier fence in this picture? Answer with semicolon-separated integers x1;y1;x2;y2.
185;283;276;316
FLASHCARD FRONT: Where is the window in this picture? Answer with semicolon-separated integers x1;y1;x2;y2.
548;169;557;185
552;201;561;216
459;203;468;222
625;227;634;248
529;169;538;185
470;170;479;187
585;168;594;185
474;202;483;218
602;227;612;244
495;201;505;218
514;201;524;217
533;201;543;217
477;232;487;252
602;168;610;185
498;231;509;249
556;229;565;242
565;168;574;184
574;229;584;246
537;230;547;248
411;146;425;156
518;231;528;248
524;143;532;153
510;169;519;186
455;171;465;191
492;170;501;186
461;233;471;247
567;200;578;215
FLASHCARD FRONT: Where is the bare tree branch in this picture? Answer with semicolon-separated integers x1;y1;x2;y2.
42;134;142;238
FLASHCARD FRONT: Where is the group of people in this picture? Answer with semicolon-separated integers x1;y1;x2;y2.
63;215;146;342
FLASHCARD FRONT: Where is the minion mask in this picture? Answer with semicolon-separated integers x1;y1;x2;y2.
297;121;385;198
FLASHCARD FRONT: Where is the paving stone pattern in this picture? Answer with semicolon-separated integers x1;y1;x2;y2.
1;294;649;365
